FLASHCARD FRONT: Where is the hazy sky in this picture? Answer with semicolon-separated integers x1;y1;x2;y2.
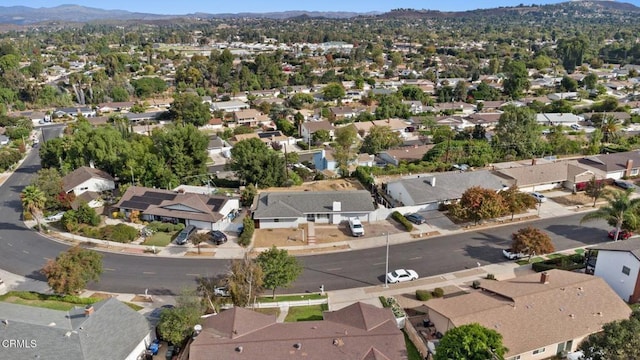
4;1;640;14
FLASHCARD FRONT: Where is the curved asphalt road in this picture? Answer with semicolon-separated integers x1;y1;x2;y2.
0;126;611;295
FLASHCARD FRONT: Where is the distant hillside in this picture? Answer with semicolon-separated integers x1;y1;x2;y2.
0;1;638;25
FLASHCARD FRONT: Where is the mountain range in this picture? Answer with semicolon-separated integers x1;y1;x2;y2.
0;1;638;25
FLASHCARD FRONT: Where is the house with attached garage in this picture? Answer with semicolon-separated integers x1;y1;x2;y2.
62;166;116;208
535;113;583;126
384;170;507;210
589;238;640;304
0;298;154;360
494;160;597;193
114;186;240;230
252;190;376;229
576;150;640;180
422;270;632;360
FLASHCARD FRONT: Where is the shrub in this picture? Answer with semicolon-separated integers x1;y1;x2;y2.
416;289;432;301
472;280;481;289
379;296;390;308
107;223;138;243
432;287;445;298
485;273;496;280
391;211;414;232
296;140;310;150
238;216;254;247
531;254;586;272
146;221;184;233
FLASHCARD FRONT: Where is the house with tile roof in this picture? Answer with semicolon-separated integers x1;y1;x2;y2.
423;270;632;360
0;297;154;360
114;186;240;230
384;170;508;210
589;238;640;303
189;302;407;360
252;190;376;229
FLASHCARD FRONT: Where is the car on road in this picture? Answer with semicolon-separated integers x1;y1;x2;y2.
405;213;426;225
348;218;365;237
209;230;228;245
570;123;582;130
214;286;230;297
386;269;419;284
529;192;547;203
613;179;635;190
44;212;65;222
608;229;633;240
175;225;197;245
502;249;528;260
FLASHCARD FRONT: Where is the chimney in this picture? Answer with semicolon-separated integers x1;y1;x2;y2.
84;305;94;317
626;159;634;177
332;201;341;212
540;272;550;284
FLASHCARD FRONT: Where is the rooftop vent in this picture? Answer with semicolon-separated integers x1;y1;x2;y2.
333;338;344;347
294;343;302;350
569;314;575;319
235;346;243;353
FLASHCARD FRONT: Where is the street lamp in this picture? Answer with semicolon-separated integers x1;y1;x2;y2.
384;232;390;288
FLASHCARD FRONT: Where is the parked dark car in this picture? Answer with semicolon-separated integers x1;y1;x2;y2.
614;179;635;190
175;225;196;245
209;230;228;245
405;213;426;225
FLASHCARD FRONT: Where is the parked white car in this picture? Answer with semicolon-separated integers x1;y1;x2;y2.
348;218;364;237
529;192;547;203
502;249;527;260
386;269;419;283
44;212;65;222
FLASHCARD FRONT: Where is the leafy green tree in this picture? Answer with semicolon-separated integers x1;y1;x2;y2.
229;138;286;188
131;77;167;98
581;188;640;240
557;36;587;73
21;185;46;231
287;93;315;109
240;183;258;207
168;93;211;126
499;186;537;220
312;129;331;145
423;139;495;167
361;126;403;155
153;124;209;184
502;60;529;99
256;246;303;299
579;310;640;360
157;290;205;345
585;176;605;207
41;246;103;295
227;252;264;307
434;323;508;360
583;73;598;90
31;168;65;211
448;186;507;225
322;82;346;103
333;125;359;177
561;75;578;92
511;226;555;258
191;233;208;254
492;105;542;159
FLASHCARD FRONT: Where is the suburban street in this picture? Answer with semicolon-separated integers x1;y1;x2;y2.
0;127;611;295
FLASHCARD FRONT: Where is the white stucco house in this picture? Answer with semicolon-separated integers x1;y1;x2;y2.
590;239;640;304
62;166;116;196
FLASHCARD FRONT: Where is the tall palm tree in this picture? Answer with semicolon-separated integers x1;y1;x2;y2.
580;188;640;241
20;185;47;232
601;115;621;143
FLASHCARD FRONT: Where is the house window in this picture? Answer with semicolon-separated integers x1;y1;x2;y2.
274;219;279;223
532;348;545;355
507;356;521;360
622;266;631;276
306;214;315;222
632;169;639;176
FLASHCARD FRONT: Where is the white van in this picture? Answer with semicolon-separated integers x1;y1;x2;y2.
348;218;364;237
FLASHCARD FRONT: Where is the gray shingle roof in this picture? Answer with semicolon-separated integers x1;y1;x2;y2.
389;170;507;205
590;238;640;261
0;298;152;360
253;190;375;219
62;166;114;193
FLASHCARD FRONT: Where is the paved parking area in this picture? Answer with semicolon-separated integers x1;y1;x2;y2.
420;210;460;231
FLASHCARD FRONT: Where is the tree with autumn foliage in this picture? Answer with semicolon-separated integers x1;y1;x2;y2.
510;226;555;259
448;186;507;225
41;246;103;295
498;185;538;220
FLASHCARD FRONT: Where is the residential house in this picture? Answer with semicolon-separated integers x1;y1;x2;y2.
466;113;502;128
123;111;164;123
115;186;240;230
477;100;507;112
206;135;231;155
55;106;96;118
329;106;359;121
61;166;115;209
378;145;434;166
494;161;596;193
233;109;269;127
228;132;260;145
536;113;583;126
300;120;336;143
423;270;632;360
0;298;154;360
384;170;507;209
583;112;631;125
201;117;224;131
547;92;579;101
352;119;411;139
589;238;640;303
189;302;406;360
210;100;250;113
252;190;376;228
402;100;426;114
431;102;476;115
433;115;473;130
97;101;135;113
313;148;374;173
577;150;640;180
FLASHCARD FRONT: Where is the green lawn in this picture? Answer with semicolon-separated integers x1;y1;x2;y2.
631;303;640;312
284;304;328;322
1;291;144;312
404;330;423;360
142;232;174;246
4;296;91;311
257;293;327;303
546;253;564;259
574;248;586;255
516;256;545;266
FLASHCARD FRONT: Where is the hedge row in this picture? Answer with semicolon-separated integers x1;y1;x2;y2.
391;211;414;232
532;254;585;272
238;217;254;247
415;287;445;301
146;221;184;233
